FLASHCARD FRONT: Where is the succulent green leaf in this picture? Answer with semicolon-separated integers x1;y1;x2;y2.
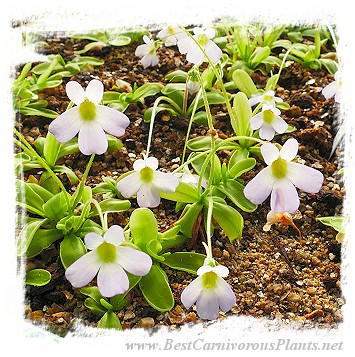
130;208;158;252
97;311;122;330
160;181;200;204
174;202;203;238
217;179;257;212
162;252;206;274
139;263;174;312
25;269;52;286
26;228;63;258
232;69;258;98
16;218;48;256
60;233;87;269
211;201;244;242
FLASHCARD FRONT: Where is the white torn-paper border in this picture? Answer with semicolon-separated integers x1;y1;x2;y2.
1;0;354;355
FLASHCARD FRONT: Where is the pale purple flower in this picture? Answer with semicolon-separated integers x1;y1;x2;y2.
48;79;130;155
65;225;152;297
322;70;341;103
244;138;324;213
249;90;283;110
157;25;187;46
177;27;222;65
116;156;180;208
250;106;288;140
181;265;236;320
135;35;159;68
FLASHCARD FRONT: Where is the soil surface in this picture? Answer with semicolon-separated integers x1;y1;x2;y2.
15;33;344;337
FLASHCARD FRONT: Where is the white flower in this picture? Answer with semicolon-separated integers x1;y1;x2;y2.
116;156;180;208
244;138;324;213
187;78;200;94
181;265;236;320
249;90;283;110
157;25;187;46
322;70;341;103
48;80;130;155
177;27;222;65
250;106;288;140
65;225;152;297
135;35;159;68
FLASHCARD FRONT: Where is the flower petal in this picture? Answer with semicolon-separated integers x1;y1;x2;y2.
133;159;146;172
249;112;263;130
103;225;125;246
204;28;216;39
85;79;104;104
137;183;161;208
186;46;204;65
287;162;324;193
259;124;276;141
84;232;104;250
177;37;192;54
153;171;179;193
196;289;219;320
271;179;299;213
116;172;142;198
204;40;222;64
261;142;280;165
249;94;262;107
213;265;229;277
135;44;150;57
116;246;152;276
197;265;214;276
48;107;82;143
65;251;101;288
244;166;274;204
95;105;130;137
141;53;159;68
66;81;85;105
271;115;288;134
78;121;108;155
280;138;298;162
322;81;337;99
181;276;203;308
215;277;236;312
145;156;159;170
97;263;129;297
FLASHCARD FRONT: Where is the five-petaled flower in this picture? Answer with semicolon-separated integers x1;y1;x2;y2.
157;25;187;47
116;156;180;208
322;70;341;103
177;27;222;65
48;79;130;155
244;138;324;213
249;90;283;110
250;106;288;140
65;225;152;297
181;264;236;320
135;35;159;68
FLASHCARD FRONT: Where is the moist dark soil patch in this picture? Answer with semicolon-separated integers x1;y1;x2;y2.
16;35;344;336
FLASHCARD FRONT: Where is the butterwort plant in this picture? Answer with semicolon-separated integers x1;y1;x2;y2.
49;79;130;155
